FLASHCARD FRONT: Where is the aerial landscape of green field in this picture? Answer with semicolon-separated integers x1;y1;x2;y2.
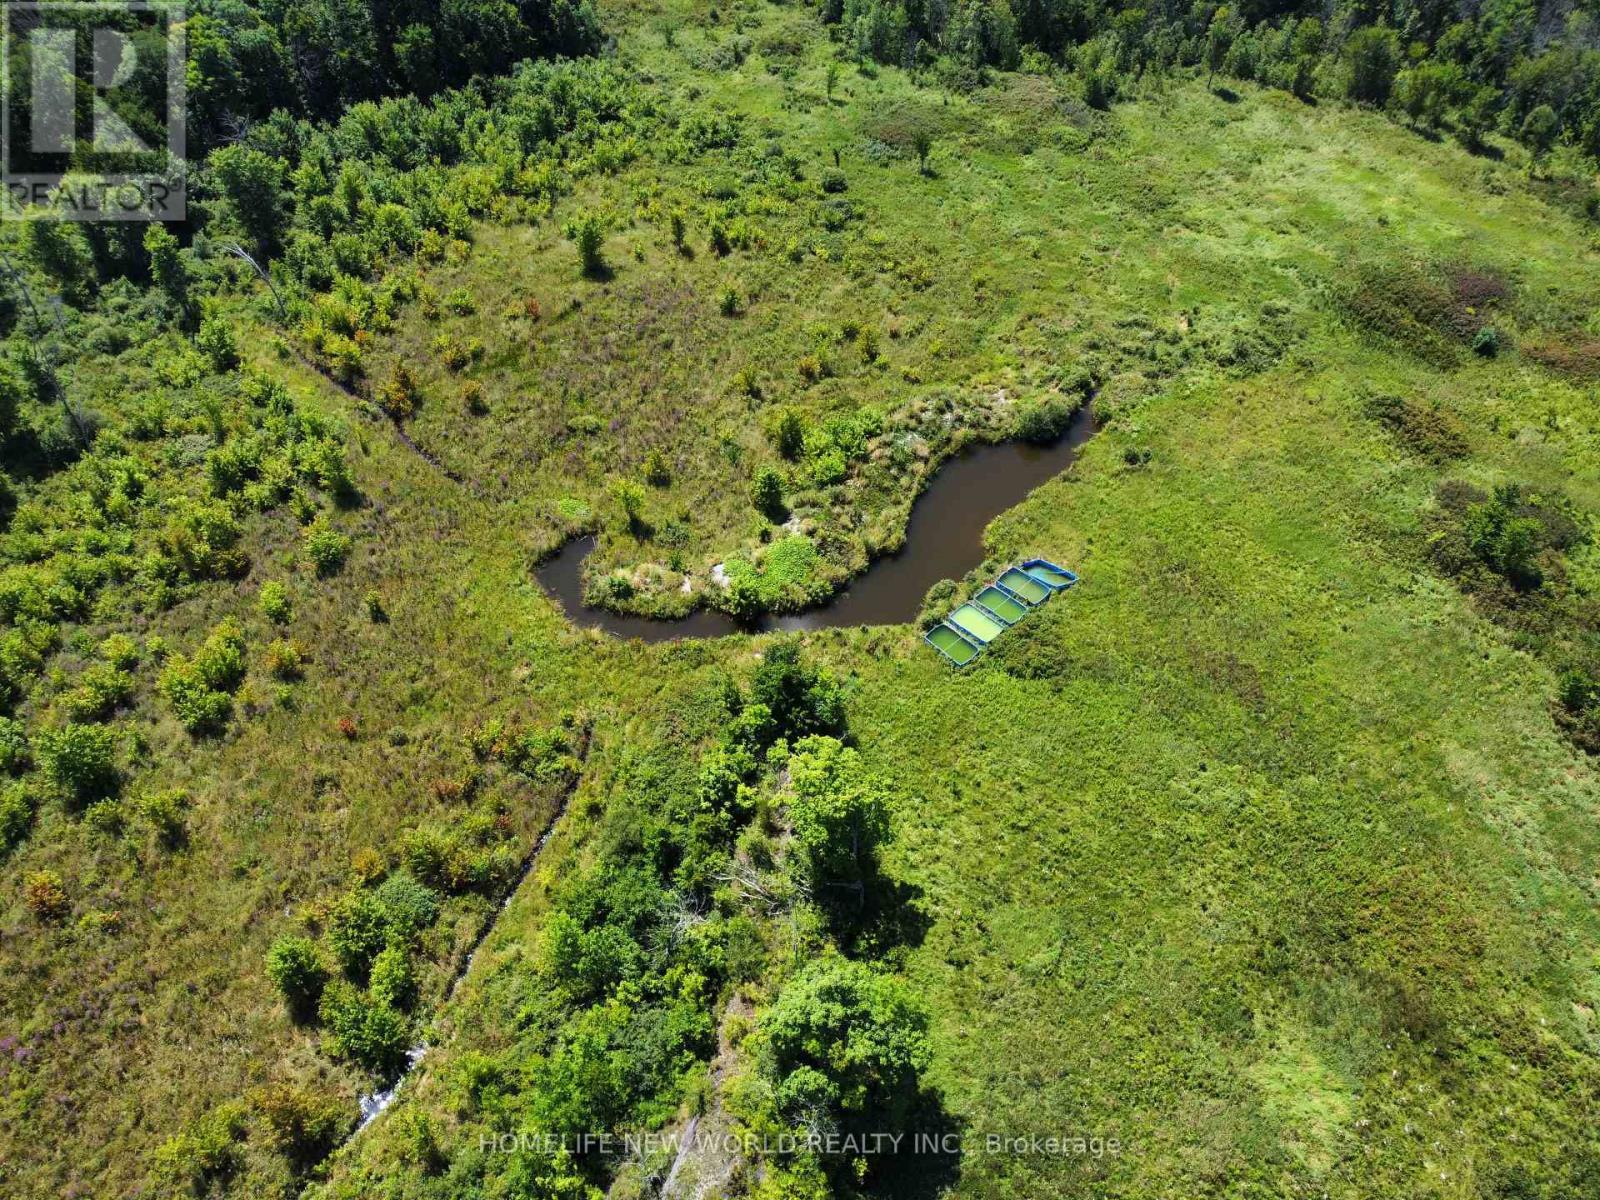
3;0;1600;1196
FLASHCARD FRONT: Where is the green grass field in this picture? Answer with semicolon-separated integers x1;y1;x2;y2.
4;0;1600;1196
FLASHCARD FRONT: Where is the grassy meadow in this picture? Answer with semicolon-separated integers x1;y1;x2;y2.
4;0;1600;1196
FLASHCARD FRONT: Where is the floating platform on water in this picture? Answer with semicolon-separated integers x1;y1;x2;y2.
923;558;1077;668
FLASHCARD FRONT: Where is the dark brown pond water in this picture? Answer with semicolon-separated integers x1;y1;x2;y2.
535;405;1095;642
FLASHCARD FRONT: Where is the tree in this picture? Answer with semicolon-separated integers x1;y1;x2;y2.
0;362;29;445
37;722;119;807
327;890;390;980
1344;26;1400;108
772;408;806;459
1457;86;1500;152
1206;10;1236;88
786;736;890;892
611;477;647;533
564;211;606;277
1521;104;1559;172
750;642;846;740
210;146;288;252
751;466;786;519
144;225;193;324
196;312;240;372
762;957;930;1144
912;127;934;175
266;936;329;1019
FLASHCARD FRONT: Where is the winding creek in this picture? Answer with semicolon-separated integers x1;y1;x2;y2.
535;405;1096;640
356;410;1095;1131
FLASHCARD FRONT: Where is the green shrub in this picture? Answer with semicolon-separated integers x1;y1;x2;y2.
786;736;890;890
820;167;847;193
264;638;307;681
196;313;240;371
751;466;786;519
751;642;846;740
1558;667;1598;715
38;722;119;804
304;521;352;575
376;364;421;419
152;1103;247;1195
84;797;126;837
267;935;329;1016
808;448;847;486
644;448;672;487
258;581;293;624
564;211;606;277
327;890;391;980
369;944;417;1010
1472;326;1500;357
1014;395;1078;443
318;981;412;1077
98;633;141;670
771;408;806;459
0;782;35;854
137;787;190;849
374;870;442;935
61;664;134;722
250;1083;347;1166
0;716;30;774
193;620;248;692
159;661;234;734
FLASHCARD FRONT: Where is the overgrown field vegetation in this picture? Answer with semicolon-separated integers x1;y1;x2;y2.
2;0;1600;1196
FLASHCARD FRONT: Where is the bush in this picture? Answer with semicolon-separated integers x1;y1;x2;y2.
719;284;742;316
0;783;34;853
751;642;846;740
161;621;247;734
0;717;29;774
1014;395;1078;443
374;870;442;936
751;466;786;519
137;787;190;849
376;364;421;419
1472;326;1500;358
250;1083;347;1166
369;944;417;1010
327;890;391;980
196;313;240;371
1344;25;1399;107
159;661;233;734
267;935;329;1017
318;981;412;1077
564;211;606;277
23;869;69;920
771;408;806;460
264;638;307;681
820;167;847;193
38;722;119;803
192;620;248;691
152;1104;246;1195
304;521;352;575
258;581;293;624
644;448;672;487
99;633;141;671
61;664;134;721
